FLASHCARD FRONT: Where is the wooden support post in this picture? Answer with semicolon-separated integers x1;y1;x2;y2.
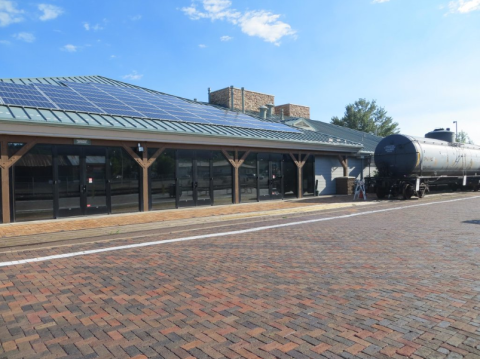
142;145;149;212
297;166;302;199
122;143;164;212
0;140;37;223
289;153;310;199
233;150;240;204
338;155;348;177
1;166;9;224
221;149;250;204
234;166;240;204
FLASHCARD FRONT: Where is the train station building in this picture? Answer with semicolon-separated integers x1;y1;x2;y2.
0;76;376;224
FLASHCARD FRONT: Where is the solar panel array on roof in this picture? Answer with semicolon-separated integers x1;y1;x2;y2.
0;81;299;133
34;83;101;113
0;82;54;108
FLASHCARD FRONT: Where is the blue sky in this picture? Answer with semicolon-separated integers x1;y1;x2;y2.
1;0;479;142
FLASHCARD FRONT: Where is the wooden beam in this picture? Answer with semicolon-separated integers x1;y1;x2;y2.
3;142;37;169
146;147;165;168
237;150;251;168
338;155;348;176
222;149;236;168
1;168;9;224
122;144;145;169
142;146;149;212
234;166;240;204
1;141;10;223
301;153;311;166
289;153;311;199
297;166;303;199
0;134;356;158
289;153;300;167
225;150;250;204
142;167;149;212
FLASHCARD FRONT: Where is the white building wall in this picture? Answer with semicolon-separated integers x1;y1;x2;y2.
315;155;377;195
315;156;344;195
349;157;377;179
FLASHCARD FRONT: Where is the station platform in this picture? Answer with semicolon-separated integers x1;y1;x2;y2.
0;195;375;250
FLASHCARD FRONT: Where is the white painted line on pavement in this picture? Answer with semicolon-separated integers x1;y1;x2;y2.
1;195;479;268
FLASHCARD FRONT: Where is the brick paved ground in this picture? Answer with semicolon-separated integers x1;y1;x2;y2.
0;199;375;250
1;193;480;359
0;196;369;240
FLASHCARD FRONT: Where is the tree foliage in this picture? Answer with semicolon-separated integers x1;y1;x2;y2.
456;130;474;144
331;98;400;137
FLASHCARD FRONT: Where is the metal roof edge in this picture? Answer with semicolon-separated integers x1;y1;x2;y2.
0;116;363;151
305;118;384;139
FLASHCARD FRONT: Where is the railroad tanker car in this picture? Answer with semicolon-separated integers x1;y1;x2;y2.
366;128;480;199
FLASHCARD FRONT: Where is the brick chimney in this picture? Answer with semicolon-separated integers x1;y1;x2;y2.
274;104;310;119
208;86;311;119
208;87;275;113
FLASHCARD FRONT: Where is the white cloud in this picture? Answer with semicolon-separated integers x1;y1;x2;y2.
62;44;77;52
239;11;295;45
14;32;35;42
83;22;103;31
131;14;141;21
220;35;233;41
372;0;390;3
38;3;63;21
0;0;24;27
198;43;207;48
0;39;10;44
123;71;143;80
448;0;480;13
181;0;296;45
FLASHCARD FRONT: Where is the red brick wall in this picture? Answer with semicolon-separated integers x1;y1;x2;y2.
209;87;274;112
275;104;310;118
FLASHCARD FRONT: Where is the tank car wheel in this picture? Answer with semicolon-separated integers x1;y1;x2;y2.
474;185;479;192
402;184;413;200
417;189;426;198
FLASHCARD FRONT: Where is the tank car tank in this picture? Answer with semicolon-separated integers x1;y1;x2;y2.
367;128;480;199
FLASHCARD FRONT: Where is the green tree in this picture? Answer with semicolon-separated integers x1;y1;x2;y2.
331;98;400;137
456;130;474;144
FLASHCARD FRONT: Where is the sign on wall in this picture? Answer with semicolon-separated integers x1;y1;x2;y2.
74;139;91;145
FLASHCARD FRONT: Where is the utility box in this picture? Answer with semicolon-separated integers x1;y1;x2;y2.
335;177;356;195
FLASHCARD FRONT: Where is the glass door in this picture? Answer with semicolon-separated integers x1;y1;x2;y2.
259;153;283;201
177;150;212;207
258;154;270;201
85;148;108;215
177;150;195;207
270;154;283;200
57;146;82;217
195;151;212;206
55;146;108;218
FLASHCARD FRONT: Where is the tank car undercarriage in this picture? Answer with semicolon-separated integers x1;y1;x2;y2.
366;175;480;200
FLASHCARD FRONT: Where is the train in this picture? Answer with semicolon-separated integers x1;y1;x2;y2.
366;128;480;199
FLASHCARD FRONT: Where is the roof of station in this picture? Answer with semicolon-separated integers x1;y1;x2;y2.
284;118;383;153
0;75;363;150
250;109;382;154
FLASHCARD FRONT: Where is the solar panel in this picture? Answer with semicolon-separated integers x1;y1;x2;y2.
0;83;55;108
33;83;102;113
0;81;300;133
65;82;146;118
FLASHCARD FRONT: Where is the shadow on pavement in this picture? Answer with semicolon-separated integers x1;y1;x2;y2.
463;220;480;225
